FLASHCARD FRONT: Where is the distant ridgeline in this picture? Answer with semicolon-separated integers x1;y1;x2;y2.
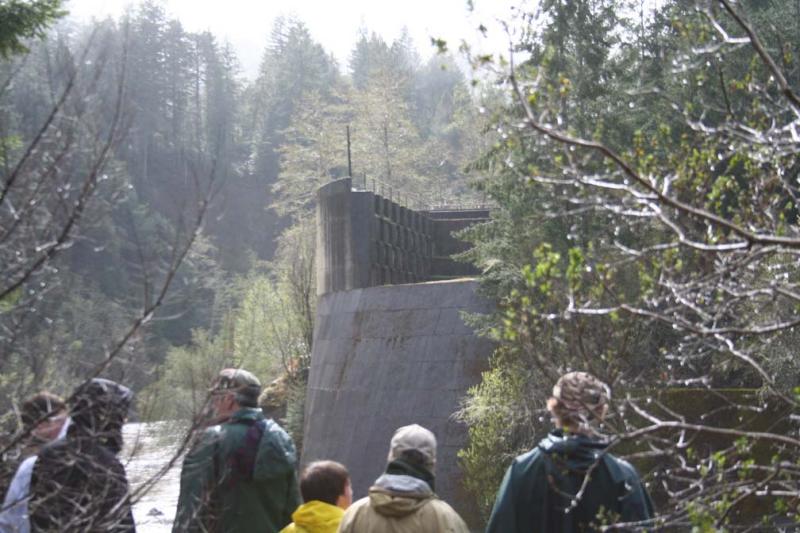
303;178;493;528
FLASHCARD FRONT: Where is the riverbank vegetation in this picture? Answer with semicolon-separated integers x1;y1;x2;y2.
459;0;800;529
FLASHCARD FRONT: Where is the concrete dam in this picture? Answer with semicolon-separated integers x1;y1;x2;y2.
302;178;493;527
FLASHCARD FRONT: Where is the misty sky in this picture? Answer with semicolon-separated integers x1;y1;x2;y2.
64;0;521;79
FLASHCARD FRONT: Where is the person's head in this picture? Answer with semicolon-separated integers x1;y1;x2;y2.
546;371;610;435
69;378;133;453
299;460;352;509
209;368;261;419
387;424;437;472
21;391;67;442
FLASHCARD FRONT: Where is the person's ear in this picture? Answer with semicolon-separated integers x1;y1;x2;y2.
336;479;353;509
546;397;558;413
225;393;237;410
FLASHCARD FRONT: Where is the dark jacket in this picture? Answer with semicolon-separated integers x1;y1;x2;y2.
173;407;301;533
486;430;654;532
28;435;135;532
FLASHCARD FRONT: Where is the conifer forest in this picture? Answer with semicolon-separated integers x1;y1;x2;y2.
1;0;800;530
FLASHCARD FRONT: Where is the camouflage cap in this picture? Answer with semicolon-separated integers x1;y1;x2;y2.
211;368;261;392
551;371;610;419
211;368;262;407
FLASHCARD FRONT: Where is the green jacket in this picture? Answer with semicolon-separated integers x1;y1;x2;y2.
173;408;301;533
486;430;654;532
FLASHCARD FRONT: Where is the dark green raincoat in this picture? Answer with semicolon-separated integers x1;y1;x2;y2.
485;430;654;532
173;408;301;533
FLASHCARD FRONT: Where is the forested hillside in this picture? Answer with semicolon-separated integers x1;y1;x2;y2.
0;1;484;430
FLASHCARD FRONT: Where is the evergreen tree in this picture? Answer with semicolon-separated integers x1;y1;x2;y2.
273;89;351;218
241;17;339;259
0;0;64;58
349;28;392;90
350;66;426;193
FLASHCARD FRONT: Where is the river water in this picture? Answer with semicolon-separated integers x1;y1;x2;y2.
122;421;185;532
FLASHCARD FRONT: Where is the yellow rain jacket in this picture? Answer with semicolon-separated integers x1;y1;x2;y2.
279;500;344;533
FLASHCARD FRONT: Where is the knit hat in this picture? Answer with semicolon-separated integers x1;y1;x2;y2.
70;378;133;416
387;424;436;470
69;378;133;453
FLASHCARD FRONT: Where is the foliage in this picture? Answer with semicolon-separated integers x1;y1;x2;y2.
460;0;800;528
283;377;307;453
139;328;229;421
272;89;351;217
240;17;340;258
0;0;64;58
142;269;308;421
457;352;532;511
0;4;227;439
0;20;134;416
0;0;483;414
272;217;317;354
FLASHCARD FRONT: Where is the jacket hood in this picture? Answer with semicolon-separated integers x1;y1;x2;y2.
368;474;435;517
230;406;263;423
290;500;344;531
538;430;609;471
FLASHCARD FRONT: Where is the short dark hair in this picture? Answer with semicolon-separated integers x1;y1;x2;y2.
235;386;260;408
21;392;66;429
300;461;350;505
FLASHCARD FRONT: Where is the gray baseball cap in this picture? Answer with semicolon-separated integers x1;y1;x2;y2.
387;424;437;469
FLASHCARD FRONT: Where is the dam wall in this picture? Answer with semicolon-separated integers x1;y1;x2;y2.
306;178;494;528
302;279;493;527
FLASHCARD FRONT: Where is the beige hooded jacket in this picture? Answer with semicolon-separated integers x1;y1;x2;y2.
337;474;468;533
